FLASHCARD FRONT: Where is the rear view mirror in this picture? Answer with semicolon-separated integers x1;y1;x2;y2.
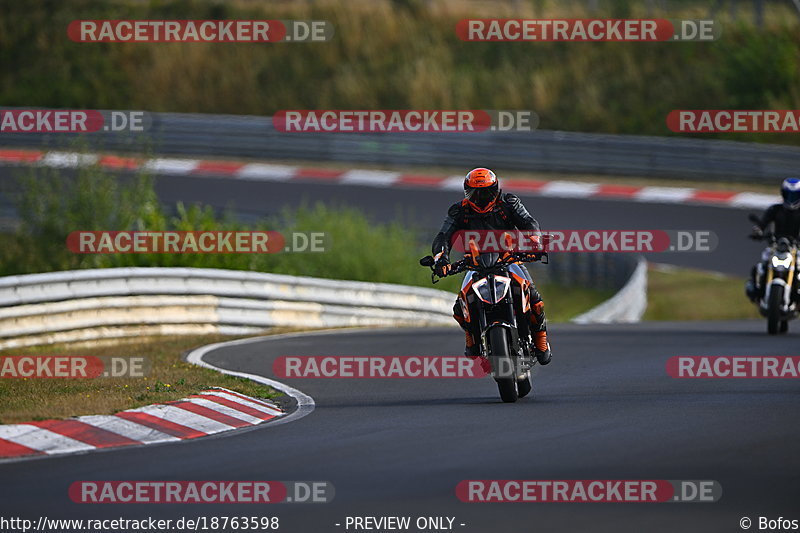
419;256;434;267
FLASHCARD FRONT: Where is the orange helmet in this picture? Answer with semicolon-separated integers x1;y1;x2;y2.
463;167;499;213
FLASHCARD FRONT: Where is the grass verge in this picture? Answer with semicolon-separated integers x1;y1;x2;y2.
540;283;616;322
0;333;290;425
645;264;760;321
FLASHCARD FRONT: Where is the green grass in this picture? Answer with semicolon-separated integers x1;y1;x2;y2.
0;334;285;424
645;264;760;321
0;0;798;144
541;283;616;322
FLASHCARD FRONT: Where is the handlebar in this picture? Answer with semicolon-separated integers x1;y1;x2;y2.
419;251;548;283
747;213;799;245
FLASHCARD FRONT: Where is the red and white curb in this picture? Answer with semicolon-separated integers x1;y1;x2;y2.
0;387;283;460
0;149;778;210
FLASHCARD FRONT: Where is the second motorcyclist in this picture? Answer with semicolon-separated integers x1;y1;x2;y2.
746;178;800;301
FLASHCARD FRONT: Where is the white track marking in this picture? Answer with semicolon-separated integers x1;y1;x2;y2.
339;170;401;187
538;181;600;198
439;175;467;190
0;425;95;454
236;163;297;181
142;158;199;174
634;187;695;203
184;331;347;427
183;398;265;424
76;415;179;444
39;152;98;168
729;192;779;210
201;390;284;416
126;404;236;433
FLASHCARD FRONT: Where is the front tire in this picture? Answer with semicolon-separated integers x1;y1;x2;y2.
517;375;532;398
767;286;784;335
488;327;518;403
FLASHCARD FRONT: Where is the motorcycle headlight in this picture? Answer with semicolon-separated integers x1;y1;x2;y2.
492;275;511;303
472;276;511;304
472;278;493;304
772;255;792;269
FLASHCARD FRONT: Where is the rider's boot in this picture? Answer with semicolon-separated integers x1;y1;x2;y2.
531;300;552;365
745;280;759;302
455;304;489;369
745;266;760;302
464;329;480;358
464;329;491;374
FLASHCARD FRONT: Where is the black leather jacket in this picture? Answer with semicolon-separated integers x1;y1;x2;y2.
431;192;541;258
757;204;800;240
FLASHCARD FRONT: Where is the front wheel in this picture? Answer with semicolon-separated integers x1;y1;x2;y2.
517;374;532;398
488;327;518;403
767;286;784;335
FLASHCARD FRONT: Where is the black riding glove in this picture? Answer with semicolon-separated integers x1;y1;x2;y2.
434;252;451;277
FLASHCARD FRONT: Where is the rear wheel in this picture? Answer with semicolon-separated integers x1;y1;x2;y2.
767;286;784;335
488;327;518;403
779;320;789;334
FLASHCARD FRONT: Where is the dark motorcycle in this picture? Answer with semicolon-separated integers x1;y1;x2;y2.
420;240;548;403
747;214;799;335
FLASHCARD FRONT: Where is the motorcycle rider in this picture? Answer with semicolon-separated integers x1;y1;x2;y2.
746;177;800;301
431;167;551;365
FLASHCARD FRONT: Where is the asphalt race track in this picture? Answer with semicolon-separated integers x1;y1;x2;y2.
1;323;798;532
0;164;795;533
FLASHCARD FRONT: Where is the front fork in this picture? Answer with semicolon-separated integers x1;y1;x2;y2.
477;301;534;377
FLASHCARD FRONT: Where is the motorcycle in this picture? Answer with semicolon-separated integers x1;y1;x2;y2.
420;238;548;403
747;213;799;335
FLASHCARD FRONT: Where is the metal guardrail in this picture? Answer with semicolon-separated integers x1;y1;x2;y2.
572;256;648;324
0;267;455;348
0;257;643;348
0;109;797;182
535;252;638;291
